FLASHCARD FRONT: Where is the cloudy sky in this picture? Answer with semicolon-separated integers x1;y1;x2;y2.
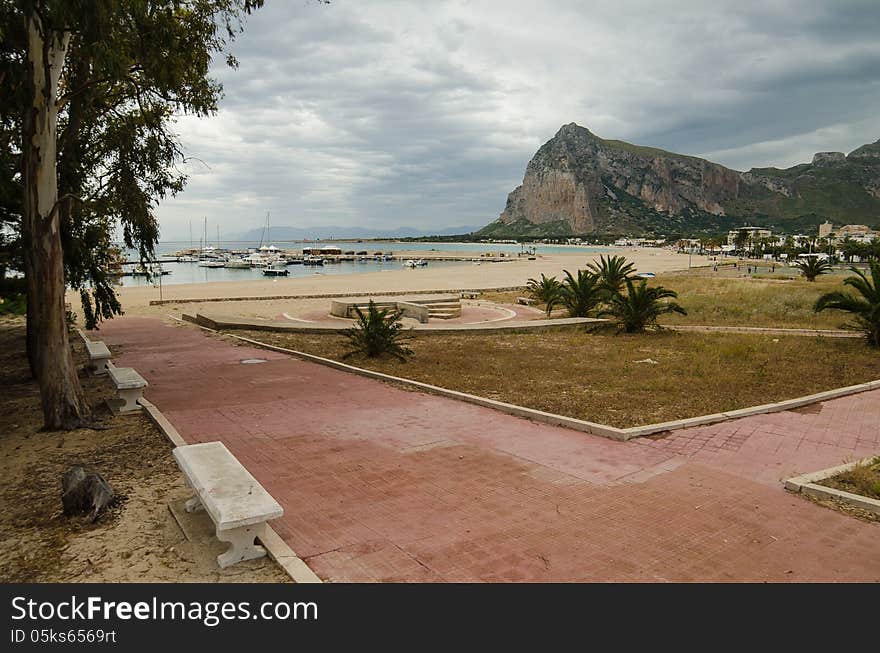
157;0;880;240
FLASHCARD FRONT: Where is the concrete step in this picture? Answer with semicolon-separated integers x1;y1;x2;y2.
429;311;460;319
422;302;461;310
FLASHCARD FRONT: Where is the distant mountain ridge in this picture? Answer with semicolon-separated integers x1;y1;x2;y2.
214;224;480;242
478;123;880;237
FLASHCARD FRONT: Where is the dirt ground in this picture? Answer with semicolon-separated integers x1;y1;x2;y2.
0;317;288;582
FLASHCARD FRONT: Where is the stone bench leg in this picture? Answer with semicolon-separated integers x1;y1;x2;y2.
91;357;110;376
184;495;204;513
216;523;267;568
107;388;144;414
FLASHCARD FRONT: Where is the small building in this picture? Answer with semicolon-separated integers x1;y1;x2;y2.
302;246;342;256
727;226;771;246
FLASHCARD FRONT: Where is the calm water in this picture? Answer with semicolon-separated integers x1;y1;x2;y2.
153;240;615;257
118;258;470;287
116;240;616;287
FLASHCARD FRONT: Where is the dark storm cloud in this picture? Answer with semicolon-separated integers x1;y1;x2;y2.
157;0;880;239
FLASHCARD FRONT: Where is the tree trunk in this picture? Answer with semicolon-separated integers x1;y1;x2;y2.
23;13;88;430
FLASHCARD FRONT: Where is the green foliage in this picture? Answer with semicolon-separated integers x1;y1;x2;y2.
2;0;266;328
475;218;575;238
586;254;635;293
793;257;833;282
601;279;687;333
526;274;561;316
814;263;880;347
0;293;26;315
559;269;606;318
343;301;414;361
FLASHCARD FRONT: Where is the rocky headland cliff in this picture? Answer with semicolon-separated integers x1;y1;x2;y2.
479;123;880;237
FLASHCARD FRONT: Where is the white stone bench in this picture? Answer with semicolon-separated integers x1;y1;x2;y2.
76;328;112;375
106;365;148;414
172;442;284;568
516;296;536;306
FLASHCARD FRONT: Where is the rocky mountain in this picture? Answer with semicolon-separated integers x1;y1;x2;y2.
478;123;880;237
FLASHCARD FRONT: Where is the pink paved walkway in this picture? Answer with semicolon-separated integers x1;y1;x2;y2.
98;318;880;582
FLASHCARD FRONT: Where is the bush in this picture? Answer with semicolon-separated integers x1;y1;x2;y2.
343;300;414;360
0;293;26;315
559;269;606;318
601;279;687;333
814;262;880;347
526;274;561;316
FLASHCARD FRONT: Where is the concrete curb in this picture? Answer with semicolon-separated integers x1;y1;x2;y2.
186;311;605;336
667;325;860;338
139;397;323;583
784;456;880;516
151;286;526;306
169;315;880;442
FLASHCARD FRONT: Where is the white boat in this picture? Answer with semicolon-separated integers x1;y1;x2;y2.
224;259;251;269
262;262;289;276
198;260;225;268
403;259;416;268
303;256;324;266
179;255;198;262
415;258;427;267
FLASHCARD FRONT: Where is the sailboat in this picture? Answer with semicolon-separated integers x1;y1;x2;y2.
198;217;224;267
179;219;198;261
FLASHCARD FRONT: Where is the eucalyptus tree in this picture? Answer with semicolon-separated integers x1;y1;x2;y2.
4;0;266;429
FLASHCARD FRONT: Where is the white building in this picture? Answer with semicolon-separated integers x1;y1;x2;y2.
727;227;772;247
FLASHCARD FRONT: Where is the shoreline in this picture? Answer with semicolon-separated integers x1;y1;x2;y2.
83;247;695;317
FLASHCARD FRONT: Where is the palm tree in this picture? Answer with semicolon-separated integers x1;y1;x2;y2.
600;278;687;333
526;274;561;316
343;300;414;360
559;269;606;317
814;262;880;347
586;254;635;293
793;256;833;282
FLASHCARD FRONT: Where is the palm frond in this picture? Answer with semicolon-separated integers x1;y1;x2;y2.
814;263;880;347
343;300;414;360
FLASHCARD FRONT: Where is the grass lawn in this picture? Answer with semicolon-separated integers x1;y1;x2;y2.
235;328;880;429
494;270;862;329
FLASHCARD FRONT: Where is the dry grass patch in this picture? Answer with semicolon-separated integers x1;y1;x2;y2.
479;273;858;329
818;458;880;500
651;272;853;329
235;328;880;429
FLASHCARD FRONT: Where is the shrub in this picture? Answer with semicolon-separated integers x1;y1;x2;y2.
601;279;687;333
559;269;606;318
814;262;880;347
343;300;414;360
587;254;635;293
793;257;832;282
526;274;561;316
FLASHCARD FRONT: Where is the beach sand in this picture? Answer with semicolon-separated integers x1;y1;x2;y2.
76;247;696;320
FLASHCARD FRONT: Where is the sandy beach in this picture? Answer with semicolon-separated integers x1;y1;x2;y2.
90;247;695;319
